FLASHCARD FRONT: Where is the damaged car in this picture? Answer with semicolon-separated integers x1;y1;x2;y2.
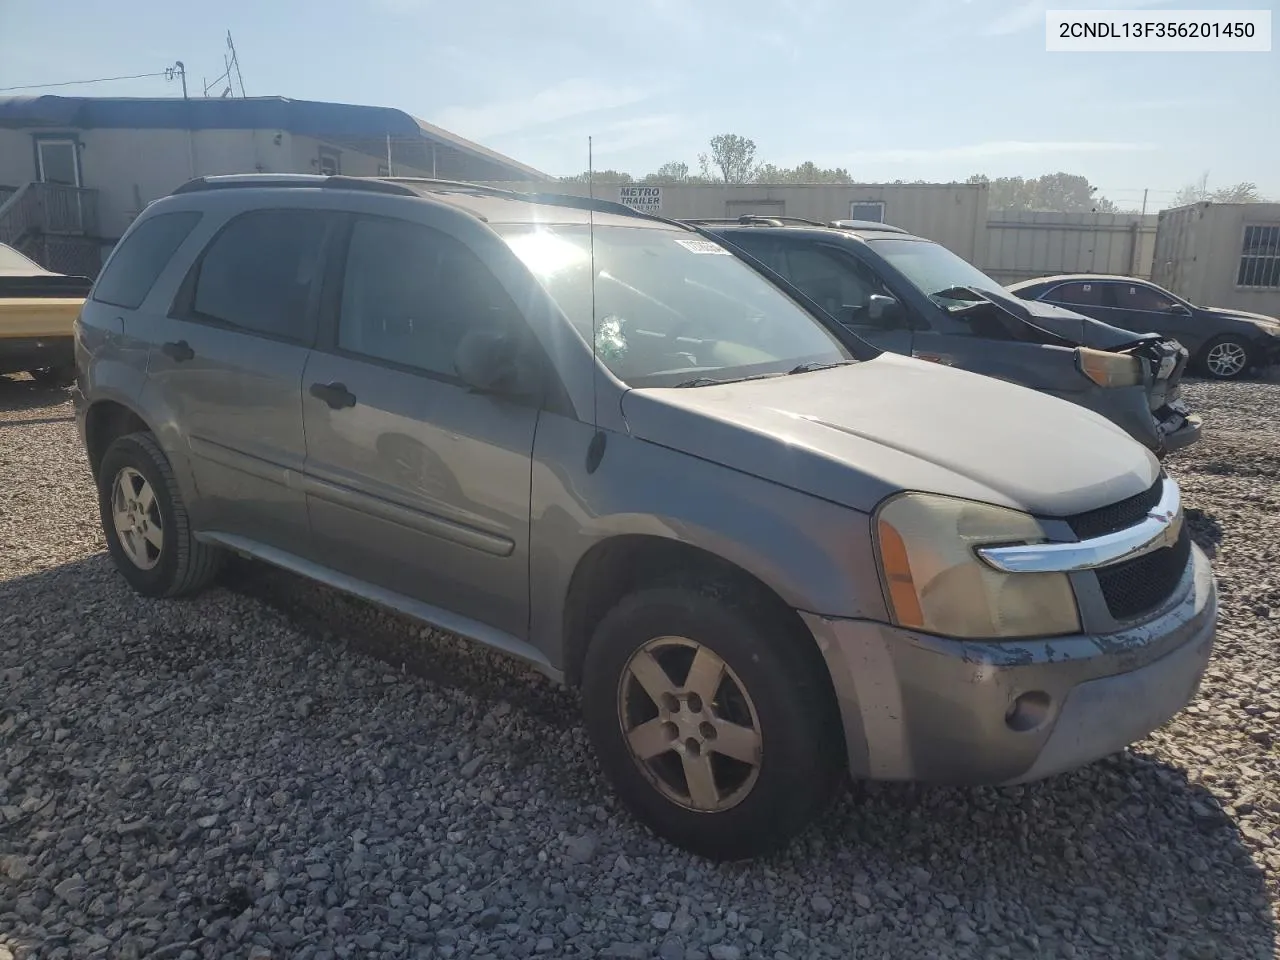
690;217;1199;456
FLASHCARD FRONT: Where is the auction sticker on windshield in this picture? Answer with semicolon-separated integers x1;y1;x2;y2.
674;238;732;255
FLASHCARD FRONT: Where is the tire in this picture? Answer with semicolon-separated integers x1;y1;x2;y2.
581;578;844;860
96;432;223;598
28;365;76;388
1198;335;1252;380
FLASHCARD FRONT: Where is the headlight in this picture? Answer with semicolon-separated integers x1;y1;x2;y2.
1077;347;1142;387
874;493;1080;639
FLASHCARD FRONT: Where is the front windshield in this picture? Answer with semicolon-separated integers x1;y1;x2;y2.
870;237;1003;308
498;223;852;387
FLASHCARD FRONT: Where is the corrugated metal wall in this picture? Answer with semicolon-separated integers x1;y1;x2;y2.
1152;202;1280;316
480;181;990;264
982;210;1157;284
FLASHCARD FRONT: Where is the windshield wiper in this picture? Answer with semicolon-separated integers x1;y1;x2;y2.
787;360;855;375
673;371;788;388
673;376;730;388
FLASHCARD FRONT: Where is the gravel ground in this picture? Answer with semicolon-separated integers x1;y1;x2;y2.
1;373;1278;960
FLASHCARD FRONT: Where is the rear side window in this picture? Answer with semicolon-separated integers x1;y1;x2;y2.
186;209;331;344
92;211;201;309
1046;281;1104;306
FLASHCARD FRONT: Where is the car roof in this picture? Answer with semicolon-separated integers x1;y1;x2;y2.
1007;274;1156;291
166;174;682;231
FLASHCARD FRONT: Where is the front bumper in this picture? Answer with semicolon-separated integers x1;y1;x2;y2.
1256;334;1280;367
803;543;1216;786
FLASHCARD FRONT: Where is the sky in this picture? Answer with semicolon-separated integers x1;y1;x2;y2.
1;0;1276;211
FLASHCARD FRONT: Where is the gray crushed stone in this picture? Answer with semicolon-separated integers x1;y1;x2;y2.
0;372;1277;959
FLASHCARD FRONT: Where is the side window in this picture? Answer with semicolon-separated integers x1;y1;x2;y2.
1112;282;1178;312
779;244;898;326
186;209;330;344
721;233;780;271
337;217;519;378
92;211;202;309
1045;281;1104;307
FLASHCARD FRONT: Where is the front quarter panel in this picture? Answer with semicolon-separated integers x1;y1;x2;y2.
527;412;888;668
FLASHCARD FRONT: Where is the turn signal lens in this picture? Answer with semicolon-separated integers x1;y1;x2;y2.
1077;347;1142;388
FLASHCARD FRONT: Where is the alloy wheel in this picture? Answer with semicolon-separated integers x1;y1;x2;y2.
616;636;763;812
1206;341;1248;378
111;467;164;570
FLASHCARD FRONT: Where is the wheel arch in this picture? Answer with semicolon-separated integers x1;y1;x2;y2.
559;534;838;712
84;398;154;478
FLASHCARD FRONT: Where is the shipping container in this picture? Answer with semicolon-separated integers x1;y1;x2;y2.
983;210;1157;285
1152;202;1280;317
481;181;991;265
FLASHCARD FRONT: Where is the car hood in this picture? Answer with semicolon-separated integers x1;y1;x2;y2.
622;353;1159;517
1198;306;1280;332
981;287;1162;349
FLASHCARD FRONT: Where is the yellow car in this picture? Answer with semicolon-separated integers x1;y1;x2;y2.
0;242;91;387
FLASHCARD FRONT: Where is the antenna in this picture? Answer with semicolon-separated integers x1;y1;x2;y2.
588;136;599;430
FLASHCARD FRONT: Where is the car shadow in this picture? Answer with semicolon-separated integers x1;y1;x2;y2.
1185;507;1226;558
0;373;73;415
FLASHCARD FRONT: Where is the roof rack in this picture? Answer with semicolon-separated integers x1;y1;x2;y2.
828;219;909;233
388;177;690;226
680;215;829;228
169;174;699;232
171;174;419;197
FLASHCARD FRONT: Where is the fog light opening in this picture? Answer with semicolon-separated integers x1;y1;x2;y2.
1005;690;1052;732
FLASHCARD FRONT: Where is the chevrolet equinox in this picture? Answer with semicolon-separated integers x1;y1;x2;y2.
74;175;1218;860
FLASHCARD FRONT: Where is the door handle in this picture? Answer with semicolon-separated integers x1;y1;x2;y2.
161;340;194;362
309;381;357;410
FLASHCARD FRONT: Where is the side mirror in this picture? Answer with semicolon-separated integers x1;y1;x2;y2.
454;329;542;398
867;293;903;326
1165;303;1192;316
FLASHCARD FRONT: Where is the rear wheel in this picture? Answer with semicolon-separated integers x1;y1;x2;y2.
97;432;223;598
581;579;844;860
28;365;75;388
1199;335;1252;380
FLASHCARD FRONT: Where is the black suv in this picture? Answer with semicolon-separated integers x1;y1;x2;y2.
693;217;1199;456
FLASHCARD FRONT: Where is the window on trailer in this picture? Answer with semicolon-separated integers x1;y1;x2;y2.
1237;224;1280;288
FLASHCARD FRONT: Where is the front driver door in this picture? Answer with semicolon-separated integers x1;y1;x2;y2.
301;212;540;641
767;239;915;354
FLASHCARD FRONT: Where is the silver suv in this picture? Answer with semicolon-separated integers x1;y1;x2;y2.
74;175;1217;860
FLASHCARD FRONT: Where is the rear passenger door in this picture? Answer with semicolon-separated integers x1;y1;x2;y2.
142;207;338;556
300;212;540;641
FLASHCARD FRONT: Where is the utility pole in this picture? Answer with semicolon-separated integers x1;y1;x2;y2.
166;61;188;99
226;31;246;97
1141;188;1148;216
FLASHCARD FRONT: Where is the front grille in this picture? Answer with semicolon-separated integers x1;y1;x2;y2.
1095;525;1191;621
1067;476;1164;539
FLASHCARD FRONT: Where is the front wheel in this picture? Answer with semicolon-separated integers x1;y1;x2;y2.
1199;335;1252;380
581;579;844;860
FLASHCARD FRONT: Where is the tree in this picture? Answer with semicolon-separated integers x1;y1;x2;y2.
755;161;853;184
701;134;759;183
968;172;1117;212
1173;171;1264;205
642;161;690;183
559;169;633;185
